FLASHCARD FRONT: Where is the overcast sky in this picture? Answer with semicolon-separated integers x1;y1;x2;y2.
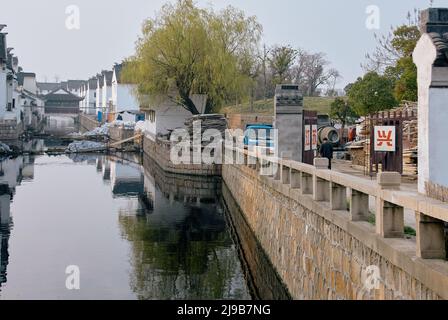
1;0;446;87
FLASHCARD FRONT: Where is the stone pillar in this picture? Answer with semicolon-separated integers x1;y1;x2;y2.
413;8;448;197
376;172;403;238
415;212;446;259
350;189;369;221
331;182;347;211
274;85;304;162
313;158;330;201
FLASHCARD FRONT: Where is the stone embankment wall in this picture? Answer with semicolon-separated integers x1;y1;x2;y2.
0;119;22;140
79;114;99;133
143;135;221;176
222;163;446;300
109;126;135;143
143;154;220;201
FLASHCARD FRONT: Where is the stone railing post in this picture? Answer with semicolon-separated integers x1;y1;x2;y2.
376;172;404;238
331;182;347;211
416;213;446;259
349;189;369;221
281;156;291;185
313;158;330;201
290;169;301;189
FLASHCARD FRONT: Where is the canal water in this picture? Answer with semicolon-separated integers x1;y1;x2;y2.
0;148;290;300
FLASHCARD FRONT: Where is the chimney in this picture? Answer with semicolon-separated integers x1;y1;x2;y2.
419;8;448;34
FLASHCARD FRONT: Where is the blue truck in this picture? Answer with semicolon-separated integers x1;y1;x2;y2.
243;124;275;152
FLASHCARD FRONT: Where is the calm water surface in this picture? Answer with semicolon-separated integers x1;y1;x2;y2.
0;151;289;300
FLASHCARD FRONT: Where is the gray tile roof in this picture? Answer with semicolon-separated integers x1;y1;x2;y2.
37;82;61;92
114;63;123;83
67;80;86;90
420;8;448;66
0;33;7;63
88;78;98;90
17;72;36;86
102;70;113;86
44;88;82;102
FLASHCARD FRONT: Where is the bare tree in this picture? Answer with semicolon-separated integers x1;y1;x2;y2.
301;52;340;96
268;45;298;84
362;9;420;73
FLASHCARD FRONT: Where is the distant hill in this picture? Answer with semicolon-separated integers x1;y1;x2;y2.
221;97;339;115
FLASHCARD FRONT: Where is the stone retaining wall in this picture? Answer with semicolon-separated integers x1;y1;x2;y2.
222;163;446;300
143;154;220;201
79;114;99;133
0;119;22;140
143;135;221;176
109;126;135;143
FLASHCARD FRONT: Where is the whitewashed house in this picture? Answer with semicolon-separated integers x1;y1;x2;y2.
0;26;7;119
111;63;139;113
85;77;98;115
101;70;113;117
141;94;207;140
67;80;84;97
19;88;45;131
96;74;103;117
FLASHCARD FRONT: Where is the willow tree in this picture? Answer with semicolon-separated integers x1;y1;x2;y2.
122;0;262;114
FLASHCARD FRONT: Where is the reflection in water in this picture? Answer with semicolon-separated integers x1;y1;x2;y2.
0;151;288;300
0;185;11;289
44;115;78;136
0;155;36;291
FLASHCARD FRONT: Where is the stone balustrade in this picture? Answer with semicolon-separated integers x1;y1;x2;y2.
232;146;448;261
223;145;448;299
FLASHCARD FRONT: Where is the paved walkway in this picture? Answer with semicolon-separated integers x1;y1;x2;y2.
332;159;417;230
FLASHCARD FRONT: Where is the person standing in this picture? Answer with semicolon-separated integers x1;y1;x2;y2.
319;138;334;170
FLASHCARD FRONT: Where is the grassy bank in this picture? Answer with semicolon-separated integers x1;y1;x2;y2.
221;97;338;115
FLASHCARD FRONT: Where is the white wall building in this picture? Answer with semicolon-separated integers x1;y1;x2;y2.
96;74;103;116
85;77;98;115
111;63;139;113
140;94;206;141
101;70;113;116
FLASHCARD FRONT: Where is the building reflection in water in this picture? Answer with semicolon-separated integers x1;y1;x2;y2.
0;151;289;299
115;155;251;300
0;155;35;292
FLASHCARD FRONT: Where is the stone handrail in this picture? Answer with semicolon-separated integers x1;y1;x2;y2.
229;146;448;260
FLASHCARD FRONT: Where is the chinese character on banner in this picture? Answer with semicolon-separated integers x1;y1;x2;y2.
312;125;318;150
304;125;311;151
374;126;396;152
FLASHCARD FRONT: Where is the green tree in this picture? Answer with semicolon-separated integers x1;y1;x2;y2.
364;19;420;102
268;45;298;85
347;72;398;117
122;0;262;114
384;25;420;101
330;97;358;133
